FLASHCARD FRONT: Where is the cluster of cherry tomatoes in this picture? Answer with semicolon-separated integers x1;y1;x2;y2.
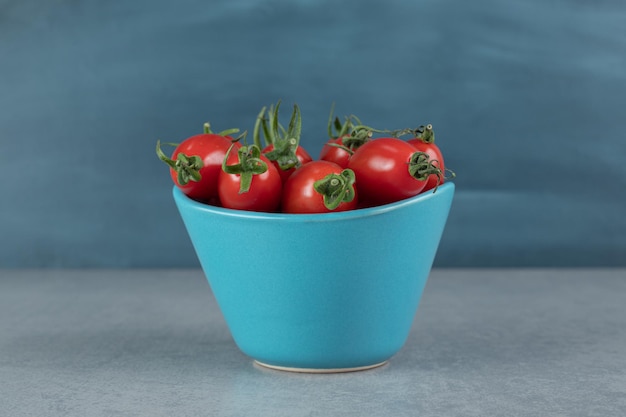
157;101;454;214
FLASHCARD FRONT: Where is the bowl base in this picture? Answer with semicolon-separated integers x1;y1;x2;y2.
253;360;388;374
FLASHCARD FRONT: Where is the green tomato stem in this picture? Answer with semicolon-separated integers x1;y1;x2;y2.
222;143;268;193
262;101;303;171
412;124;435;143
204;122;240;137
408;151;443;189
327;102;337;139
156;140;203;186
253;106;267;149
313;169;357;210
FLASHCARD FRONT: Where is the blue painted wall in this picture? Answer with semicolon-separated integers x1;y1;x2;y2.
1;0;625;268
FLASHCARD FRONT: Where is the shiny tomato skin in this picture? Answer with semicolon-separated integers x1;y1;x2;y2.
262;144;313;183
319;136;352;168
407;139;445;192
348;137;427;207
218;152;282;212
282;161;358;214
170;134;239;202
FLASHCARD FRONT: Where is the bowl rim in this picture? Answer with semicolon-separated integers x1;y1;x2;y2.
173;182;454;222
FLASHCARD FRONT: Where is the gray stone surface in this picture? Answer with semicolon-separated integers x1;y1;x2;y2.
1;268;625;416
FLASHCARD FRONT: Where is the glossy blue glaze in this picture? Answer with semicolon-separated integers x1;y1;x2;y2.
173;182;455;370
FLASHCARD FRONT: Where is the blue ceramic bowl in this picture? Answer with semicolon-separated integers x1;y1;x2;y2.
173;182;454;373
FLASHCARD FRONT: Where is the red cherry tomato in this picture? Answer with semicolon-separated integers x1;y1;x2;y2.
262;144;313;182
319;136;352;169
157;134;239;203
282;161;358;214
218;145;282;212
348;137;440;207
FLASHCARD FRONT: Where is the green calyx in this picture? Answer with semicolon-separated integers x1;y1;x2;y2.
313;169;357;210
326;103;375;153
413;124;435;143
325;126;373;155
222;143;268;194
256;101;303;171
344;125;374;148
408;151;442;183
156;140;203;186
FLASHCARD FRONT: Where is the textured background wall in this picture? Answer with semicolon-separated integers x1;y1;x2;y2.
1;0;625;268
